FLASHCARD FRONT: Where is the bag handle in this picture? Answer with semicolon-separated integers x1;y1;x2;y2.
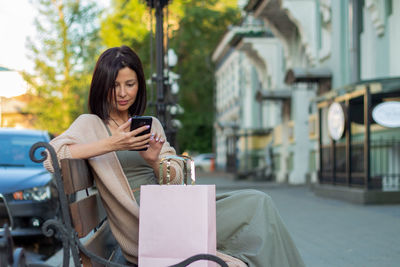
159;155;195;185
169;254;229;267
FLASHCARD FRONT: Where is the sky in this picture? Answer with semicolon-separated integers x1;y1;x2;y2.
0;0;36;73
0;0;110;72
0;0;36;97
0;0;109;98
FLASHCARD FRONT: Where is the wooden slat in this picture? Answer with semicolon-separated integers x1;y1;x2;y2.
69;194;107;237
61;159;94;195
80;222;119;267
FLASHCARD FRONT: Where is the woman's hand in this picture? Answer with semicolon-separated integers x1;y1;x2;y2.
68;119;153;159
109;119;152;151
139;133;165;167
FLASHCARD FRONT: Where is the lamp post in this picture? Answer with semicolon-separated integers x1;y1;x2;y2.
145;0;179;147
146;0;169;125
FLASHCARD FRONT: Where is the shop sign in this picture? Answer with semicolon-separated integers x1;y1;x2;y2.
372;101;400;128
327;102;345;141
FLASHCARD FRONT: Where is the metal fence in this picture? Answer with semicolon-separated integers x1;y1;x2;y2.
371;138;400;191
320;138;400;191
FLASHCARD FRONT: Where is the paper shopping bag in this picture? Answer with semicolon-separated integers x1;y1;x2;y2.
138;184;217;267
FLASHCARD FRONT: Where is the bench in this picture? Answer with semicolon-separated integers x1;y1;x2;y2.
1;201;49;266
30;142;228;267
0;224;28;267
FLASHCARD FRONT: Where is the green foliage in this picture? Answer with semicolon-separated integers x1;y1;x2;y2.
100;0;149;48
100;0;241;153
170;1;241;153
99;0;183;81
23;0;103;135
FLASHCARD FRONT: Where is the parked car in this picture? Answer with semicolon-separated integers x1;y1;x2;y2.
0;128;58;239
193;153;215;172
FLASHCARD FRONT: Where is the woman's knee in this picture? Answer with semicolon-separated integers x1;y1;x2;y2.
236;189;273;204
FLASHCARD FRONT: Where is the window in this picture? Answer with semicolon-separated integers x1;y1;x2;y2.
309;150;317;172
273;154;280;171
287;152;294;172
386;0;393;16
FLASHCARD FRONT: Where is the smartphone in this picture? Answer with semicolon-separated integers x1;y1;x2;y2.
130;116;153;151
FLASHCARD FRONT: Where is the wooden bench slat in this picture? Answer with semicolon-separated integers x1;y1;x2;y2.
61;158;94;195
70;194;107;237
61;158;120;266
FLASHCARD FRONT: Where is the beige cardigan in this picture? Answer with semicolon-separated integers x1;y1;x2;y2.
44;114;182;263
44;114;246;266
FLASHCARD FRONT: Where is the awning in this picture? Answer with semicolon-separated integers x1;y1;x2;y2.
315;77;400;124
255;89;291;101
244;0;300;45
285;67;332;84
315;77;400;104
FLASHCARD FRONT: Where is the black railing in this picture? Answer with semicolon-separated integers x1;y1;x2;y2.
319;139;400;191
371;138;400;191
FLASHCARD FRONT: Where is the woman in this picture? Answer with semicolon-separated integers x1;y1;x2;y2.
44;46;304;267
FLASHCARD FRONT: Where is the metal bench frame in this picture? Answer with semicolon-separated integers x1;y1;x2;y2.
30;142;227;267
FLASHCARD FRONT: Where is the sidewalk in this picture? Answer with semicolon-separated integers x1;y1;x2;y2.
197;171;400;267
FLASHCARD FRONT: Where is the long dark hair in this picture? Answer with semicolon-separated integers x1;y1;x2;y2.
88;46;147;120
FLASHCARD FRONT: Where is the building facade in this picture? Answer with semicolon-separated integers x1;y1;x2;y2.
0;67;34;129
212;0;400;191
212;17;286;179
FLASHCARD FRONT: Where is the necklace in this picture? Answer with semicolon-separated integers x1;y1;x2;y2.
110;117;120;128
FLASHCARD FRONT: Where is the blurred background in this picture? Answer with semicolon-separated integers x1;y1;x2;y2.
1;0;399;186
1;0;400;265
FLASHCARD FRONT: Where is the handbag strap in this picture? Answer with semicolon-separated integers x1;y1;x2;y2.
159;155;195;185
168;254;229;267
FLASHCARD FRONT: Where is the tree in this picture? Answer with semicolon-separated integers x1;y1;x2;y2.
23;0;103;135
170;1;241;153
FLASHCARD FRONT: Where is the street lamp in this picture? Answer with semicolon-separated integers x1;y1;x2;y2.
145;0;179;148
145;0;169;124
167;48;178;67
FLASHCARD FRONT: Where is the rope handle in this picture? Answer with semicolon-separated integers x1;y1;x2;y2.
169;253;228;267
159;155;195;185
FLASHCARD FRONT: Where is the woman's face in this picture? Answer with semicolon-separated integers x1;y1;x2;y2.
111;67;139;113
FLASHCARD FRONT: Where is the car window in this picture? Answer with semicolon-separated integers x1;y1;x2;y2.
0;135;47;167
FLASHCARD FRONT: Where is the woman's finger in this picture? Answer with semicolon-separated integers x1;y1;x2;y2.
131;138;151;148
132;144;150;150
130;125;150;136
154;134;161;142
119;118;132;131
130;132;151;142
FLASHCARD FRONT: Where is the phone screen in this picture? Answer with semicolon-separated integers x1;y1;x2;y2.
130;116;152;151
130;116;152;136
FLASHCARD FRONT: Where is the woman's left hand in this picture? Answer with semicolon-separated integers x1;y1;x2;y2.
139;132;165;167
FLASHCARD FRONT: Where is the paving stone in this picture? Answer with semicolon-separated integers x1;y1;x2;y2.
197;171;400;267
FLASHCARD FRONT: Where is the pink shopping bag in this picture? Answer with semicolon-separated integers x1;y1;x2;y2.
138;184;217;267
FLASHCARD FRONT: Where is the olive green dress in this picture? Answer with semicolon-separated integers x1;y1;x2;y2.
114;149;305;267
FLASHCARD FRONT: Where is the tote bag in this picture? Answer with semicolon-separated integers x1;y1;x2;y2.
138;155;217;267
